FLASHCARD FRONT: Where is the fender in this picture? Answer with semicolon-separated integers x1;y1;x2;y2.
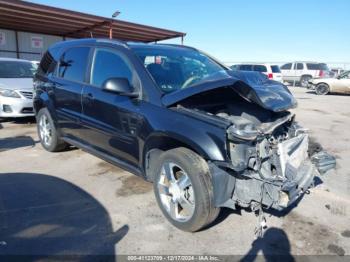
141;128;227;171
34;88;60;128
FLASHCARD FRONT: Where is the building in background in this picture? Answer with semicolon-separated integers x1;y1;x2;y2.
0;0;185;61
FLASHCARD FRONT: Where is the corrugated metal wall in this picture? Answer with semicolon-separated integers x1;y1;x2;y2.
0;28;67;61
0;28;17;58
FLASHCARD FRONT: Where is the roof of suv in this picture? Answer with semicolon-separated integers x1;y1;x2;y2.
50;38;197;52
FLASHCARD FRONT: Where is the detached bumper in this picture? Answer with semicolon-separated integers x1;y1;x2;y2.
0;96;34;117
210;160;317;211
279;160;317;208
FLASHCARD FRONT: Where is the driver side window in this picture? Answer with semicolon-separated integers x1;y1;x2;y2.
90;48;139;90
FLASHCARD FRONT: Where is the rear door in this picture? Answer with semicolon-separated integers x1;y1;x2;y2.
81;46;143;167
53;46;90;140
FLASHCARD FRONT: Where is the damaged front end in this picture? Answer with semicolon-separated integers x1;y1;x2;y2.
213;119;317;211
168;72;330;213
165;71;334;215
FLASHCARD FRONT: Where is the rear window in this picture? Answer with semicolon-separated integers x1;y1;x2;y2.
38;51;56;76
271;65;281;73
306;63;330;71
253;65;267;72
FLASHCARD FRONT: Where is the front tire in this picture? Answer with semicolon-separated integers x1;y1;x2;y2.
153;147;220;232
315;83;330;95
300;75;312;87
36;108;68;152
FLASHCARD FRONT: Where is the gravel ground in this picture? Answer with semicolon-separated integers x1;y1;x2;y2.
0;87;349;259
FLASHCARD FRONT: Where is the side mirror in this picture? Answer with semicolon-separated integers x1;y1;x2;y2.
102;77;138;98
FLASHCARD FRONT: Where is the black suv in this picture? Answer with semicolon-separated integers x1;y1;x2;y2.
34;39;318;232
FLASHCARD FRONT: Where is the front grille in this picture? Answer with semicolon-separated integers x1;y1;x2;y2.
21;107;34;114
20;91;33;99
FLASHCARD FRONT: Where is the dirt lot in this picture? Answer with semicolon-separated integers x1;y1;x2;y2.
0;88;349;259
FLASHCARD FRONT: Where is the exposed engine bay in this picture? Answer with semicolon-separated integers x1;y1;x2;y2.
175;85;330;212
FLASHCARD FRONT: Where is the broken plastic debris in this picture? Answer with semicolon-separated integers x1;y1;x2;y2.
311;151;336;174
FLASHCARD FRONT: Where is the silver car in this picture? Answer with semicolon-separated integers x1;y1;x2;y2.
0;58;36;118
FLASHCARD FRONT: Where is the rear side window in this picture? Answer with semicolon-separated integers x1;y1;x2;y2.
38;51;56;77
306;63;329;70
281;63;292;70
271;65;281;73
319;63;330;71
253;65;267;72
58;47;90;82
239;64;253;71
90;48;134;87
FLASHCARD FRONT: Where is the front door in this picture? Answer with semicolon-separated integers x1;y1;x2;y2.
81;47;142;167
280;63;293;81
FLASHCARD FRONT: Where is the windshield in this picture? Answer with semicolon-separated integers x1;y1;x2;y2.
0;61;36;78
338;71;350;79
133;47;227;93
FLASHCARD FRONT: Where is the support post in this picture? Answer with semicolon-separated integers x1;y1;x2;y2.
109;20;113;39
181;35;184;45
15;30;19;59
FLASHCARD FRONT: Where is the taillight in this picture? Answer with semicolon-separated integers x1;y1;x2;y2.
319;70;324;77
268;73;273;79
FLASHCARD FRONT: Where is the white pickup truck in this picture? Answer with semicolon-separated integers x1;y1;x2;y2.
280;62;333;87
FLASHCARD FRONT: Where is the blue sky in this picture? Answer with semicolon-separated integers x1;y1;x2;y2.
31;0;349;63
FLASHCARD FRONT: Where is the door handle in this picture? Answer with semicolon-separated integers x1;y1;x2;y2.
83;93;94;100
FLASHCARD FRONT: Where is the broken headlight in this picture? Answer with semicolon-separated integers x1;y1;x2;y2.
228;123;259;140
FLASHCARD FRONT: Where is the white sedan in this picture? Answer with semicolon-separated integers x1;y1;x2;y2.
0;58;36;117
308;71;350;95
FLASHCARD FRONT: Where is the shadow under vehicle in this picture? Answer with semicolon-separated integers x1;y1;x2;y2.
0;172;128;258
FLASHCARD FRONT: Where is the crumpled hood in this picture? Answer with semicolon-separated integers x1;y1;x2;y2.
0;78;34;91
162;71;297;112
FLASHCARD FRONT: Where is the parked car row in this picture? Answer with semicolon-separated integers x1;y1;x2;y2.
230;63;283;82
230;61;335;88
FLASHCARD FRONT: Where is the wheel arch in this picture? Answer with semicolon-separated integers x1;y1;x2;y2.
300;74;313;81
316;82;331;94
142;132;224;182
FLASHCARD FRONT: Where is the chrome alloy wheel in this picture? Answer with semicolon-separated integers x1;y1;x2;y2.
39;114;52;146
157;162;195;222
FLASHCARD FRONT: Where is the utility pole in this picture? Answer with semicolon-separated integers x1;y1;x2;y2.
110;11;121;39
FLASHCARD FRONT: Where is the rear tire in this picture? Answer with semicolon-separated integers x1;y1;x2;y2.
315;83;330;95
36;108;68;152
300;75;312;87
153;147;220;232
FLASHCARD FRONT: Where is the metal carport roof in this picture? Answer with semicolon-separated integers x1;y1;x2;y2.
0;0;186;42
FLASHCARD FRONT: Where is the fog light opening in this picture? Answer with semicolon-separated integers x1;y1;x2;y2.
3;105;12;113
